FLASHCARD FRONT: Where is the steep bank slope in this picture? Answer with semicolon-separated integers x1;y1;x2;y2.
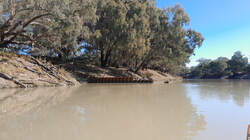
0;53;181;88
0;53;78;88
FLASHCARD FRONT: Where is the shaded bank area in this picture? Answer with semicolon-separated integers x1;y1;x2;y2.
0;53;182;89
60;61;182;84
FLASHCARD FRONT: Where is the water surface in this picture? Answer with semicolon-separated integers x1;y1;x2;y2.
0;80;250;140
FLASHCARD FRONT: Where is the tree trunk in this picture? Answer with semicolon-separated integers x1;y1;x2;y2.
100;50;106;67
100;48;113;67
135;52;153;73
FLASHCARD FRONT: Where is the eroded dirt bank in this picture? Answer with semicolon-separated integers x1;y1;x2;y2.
62;62;182;84
0;53;181;89
0;53;78;88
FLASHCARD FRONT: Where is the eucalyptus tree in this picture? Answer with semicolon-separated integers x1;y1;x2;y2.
0;0;97;59
118;0;151;70
0;0;51;52
134;4;204;73
82;0;130;67
82;0;154;68
33;0;97;59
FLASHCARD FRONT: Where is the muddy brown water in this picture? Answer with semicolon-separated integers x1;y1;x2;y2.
0;80;250;140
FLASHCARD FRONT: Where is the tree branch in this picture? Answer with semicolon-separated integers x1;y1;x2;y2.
22;13;51;28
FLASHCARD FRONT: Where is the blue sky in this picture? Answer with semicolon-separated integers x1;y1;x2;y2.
156;0;250;66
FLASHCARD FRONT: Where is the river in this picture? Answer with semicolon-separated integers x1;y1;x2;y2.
0;80;250;140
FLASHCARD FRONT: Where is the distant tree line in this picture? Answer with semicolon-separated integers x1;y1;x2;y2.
182;51;250;79
0;0;204;73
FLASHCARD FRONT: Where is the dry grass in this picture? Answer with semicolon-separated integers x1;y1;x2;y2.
15;67;26;73
0;67;8;73
33;66;44;74
0;64;26;76
0;52;18;58
58;68;72;79
0;52;30;59
58;68;67;76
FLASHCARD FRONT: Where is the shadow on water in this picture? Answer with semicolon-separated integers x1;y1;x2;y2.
184;79;250;107
0;84;206;140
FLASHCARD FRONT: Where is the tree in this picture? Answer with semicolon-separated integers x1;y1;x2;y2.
208;60;228;78
27;0;97;59
228;51;248;74
189;66;203;79
0;0;97;59
133;4;204;73
246;64;250;74
82;0;130;67
0;0;51;52
217;57;229;62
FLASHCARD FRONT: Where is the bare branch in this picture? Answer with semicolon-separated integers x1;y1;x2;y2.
22;13;51;28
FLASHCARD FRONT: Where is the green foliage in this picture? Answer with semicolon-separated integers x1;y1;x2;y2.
227;51;248;74
0;0;51;52
246;64;250;73
185;51;249;79
130;4;204;72
208;60;228;77
0;0;204;73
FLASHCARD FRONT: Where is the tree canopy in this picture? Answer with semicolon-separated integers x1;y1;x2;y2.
0;0;204;73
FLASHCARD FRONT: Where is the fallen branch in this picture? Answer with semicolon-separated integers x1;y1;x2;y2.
0;72;27;88
30;57;61;79
30;57;75;85
24;66;42;75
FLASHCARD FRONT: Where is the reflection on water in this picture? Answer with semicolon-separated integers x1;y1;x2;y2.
185;80;250;140
0;84;205;140
185;80;250;107
0;86;79;120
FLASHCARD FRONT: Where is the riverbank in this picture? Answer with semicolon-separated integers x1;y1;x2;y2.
0;53;182;88
0;53;78;88
62;62;182;84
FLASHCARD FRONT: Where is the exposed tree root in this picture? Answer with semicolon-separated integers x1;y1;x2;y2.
0;72;27;88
